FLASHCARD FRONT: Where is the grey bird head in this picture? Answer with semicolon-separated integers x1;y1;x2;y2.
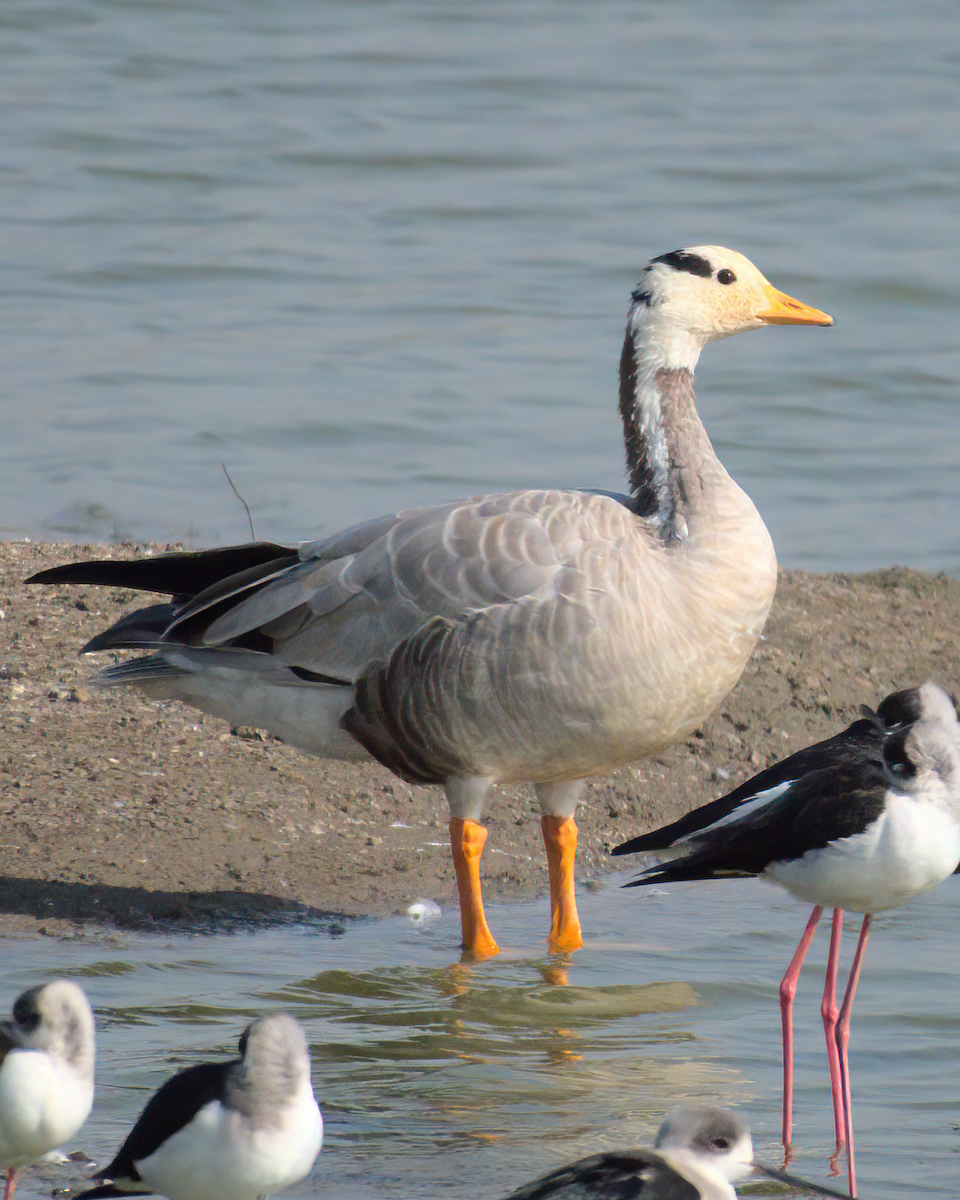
654;1105;852;1199
227;1012;314;1125
654;1105;754;1185
884;681;960;809
7;979;95;1080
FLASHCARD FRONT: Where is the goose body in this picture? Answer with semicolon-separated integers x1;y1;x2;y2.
76;1013;322;1200
615;681;960;1196
502;1104;850;1200
0;981;96;1200
30;246;832;959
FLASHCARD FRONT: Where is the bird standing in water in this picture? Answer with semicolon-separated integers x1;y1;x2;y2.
614;681;960;1197
30;247;832;960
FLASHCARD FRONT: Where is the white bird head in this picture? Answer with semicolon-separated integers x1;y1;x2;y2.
654;1104;754;1185
627;246;833;371
231;1012;315;1120
653;1104;852;1199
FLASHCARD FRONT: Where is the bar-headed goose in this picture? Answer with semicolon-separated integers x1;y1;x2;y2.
29;247;832;960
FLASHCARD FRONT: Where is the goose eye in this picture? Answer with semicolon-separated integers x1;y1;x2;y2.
717;268;736;285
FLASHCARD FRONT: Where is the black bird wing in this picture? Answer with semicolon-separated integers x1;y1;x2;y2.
27;542;295;601
612;689;922;858
74;1059;238;1198
0;1021;26;1071
625;759;893;885
502;1150;698;1200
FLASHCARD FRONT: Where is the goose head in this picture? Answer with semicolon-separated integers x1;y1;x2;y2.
628;245;833;372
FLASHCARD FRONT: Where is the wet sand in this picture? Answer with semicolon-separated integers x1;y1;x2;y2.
3;539;958;938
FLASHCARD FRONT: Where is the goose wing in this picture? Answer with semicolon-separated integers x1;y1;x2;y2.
66;490;643;688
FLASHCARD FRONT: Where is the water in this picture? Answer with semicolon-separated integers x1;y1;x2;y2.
4;874;959;1200
0;0;958;573
4;6;960;1197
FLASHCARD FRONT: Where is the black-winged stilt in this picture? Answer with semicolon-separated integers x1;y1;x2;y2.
613;681;960;1197
0;980;95;1200
76;1013;322;1200
502;1104;852;1200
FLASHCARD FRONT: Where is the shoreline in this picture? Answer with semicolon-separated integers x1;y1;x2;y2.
3;540;959;940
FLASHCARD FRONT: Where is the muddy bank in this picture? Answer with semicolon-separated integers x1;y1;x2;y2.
3;540;958;936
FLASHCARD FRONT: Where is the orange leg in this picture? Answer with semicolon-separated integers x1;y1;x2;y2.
449;818;500;960
541;814;583;953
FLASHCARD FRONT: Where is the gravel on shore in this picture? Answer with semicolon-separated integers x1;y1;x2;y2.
3;539;958;939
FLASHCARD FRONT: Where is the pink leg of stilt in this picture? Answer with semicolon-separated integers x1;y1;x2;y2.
821;908;847;1162
779;904;823;1157
4;1167;19;1200
834;913;871;1199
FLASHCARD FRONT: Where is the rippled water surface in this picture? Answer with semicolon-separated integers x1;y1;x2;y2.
4;875;960;1200
1;0;959;572
4;5;960;1199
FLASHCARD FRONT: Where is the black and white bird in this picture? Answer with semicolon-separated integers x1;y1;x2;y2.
29;246;831;962
502;1104;851;1200
613;681;960;1198
76;1013;322;1200
0;980;95;1200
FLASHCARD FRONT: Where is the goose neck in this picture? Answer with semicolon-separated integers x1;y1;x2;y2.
618;326;716;536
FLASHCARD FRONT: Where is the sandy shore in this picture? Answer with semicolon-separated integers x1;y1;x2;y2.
3;539;959;938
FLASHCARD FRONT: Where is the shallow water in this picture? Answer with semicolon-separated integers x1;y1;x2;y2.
5;873;959;1199
1;0;959;573
4;5;960;1198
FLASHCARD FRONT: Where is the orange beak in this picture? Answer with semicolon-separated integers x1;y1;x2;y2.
758;283;833;326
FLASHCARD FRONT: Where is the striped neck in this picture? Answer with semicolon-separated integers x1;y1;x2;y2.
618;322;713;538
